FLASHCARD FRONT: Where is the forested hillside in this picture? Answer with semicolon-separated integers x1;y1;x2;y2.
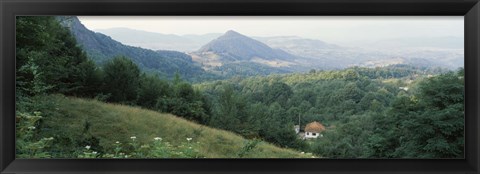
193;65;464;158
56;16;217;82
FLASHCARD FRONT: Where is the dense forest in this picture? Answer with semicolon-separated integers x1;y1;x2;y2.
16;16;464;158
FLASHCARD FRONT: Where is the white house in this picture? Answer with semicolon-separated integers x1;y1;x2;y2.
304;121;326;139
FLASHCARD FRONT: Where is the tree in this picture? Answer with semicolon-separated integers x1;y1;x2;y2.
153;75;209;123
209;84;242;130
402;70;464;158
137;74;170;108
175;82;195;102
257;102;306;149
16;16;98;97
103;56;140;103
368;70;464;158
312;114;374;158
263;82;293;107
173;71;182;85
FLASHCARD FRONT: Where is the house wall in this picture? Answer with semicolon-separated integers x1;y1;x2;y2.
305;131;319;138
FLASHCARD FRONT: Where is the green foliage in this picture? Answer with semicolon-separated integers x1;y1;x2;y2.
208;84;255;135
311;114;374;158
263;82;293;107
76;60;104;97
155;80;209;123
102;56;141;103
175;82;196;102
137;74;170;108
16;16;99;97
78;137;203;158
16;111;54;158
367;69;464;158
196;66;463;158
237;139;261;157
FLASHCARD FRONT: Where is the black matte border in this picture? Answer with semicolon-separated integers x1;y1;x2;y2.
1;0;479;173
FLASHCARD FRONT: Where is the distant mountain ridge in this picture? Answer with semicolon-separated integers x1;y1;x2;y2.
57;16;212;81
95;27;221;52
62;19;463;80
254;36;463;70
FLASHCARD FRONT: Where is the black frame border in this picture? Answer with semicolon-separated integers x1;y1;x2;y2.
1;0;479;173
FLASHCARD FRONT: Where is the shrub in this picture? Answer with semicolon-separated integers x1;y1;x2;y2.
16;111;54;158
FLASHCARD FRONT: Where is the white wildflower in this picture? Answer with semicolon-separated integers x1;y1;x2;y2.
186;138;192;141
154;137;162;141
301;152;305;154
115;141;120;144
85;145;91;150
92;151;98;155
130;136;136;140
27;126;36;130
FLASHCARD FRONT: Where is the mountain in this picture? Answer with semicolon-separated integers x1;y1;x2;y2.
196;30;297;62
36;95;309;158
56;16;213;81
94;28;221;52
58;16;462;79
190;30;302;77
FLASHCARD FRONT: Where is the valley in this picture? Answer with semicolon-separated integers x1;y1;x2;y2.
91;21;463;77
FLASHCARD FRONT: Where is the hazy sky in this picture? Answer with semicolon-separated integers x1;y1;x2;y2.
78;16;463;44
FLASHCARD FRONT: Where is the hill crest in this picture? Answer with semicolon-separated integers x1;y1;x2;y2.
196;30;297;62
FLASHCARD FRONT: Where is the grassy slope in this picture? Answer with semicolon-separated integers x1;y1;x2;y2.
37;95;308;158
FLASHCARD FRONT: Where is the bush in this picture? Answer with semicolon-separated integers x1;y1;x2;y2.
16;111;54;158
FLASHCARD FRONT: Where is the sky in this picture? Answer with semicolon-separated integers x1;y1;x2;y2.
78;16;463;45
